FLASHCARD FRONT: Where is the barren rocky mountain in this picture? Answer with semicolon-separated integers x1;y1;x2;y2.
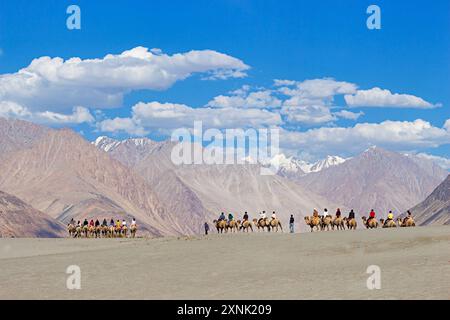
0;190;65;237
296;147;448;218
407;175;450;225
0;117;49;157
94;136;160;167
0;127;197;236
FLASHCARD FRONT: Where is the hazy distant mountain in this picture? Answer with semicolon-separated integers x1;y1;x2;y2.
296;146;448;217
0;190;65;238
0;127;192;236
94;136;160;167
131;142;340;231
407;175;449;225
0;117;49;157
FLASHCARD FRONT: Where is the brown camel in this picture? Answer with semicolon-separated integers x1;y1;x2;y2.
253;218;271;232
320;216;332;231
227;220;239;233
67;224;77;237
304;216;321;232
381;218;397;228
344;217;357;230
95;226;102;238
213;220;227;233
130;225;138;238
332;216;345;230
270;218;283;232
361;216;378;229
122;226;128;237
239;220;253;232
397;217;415;227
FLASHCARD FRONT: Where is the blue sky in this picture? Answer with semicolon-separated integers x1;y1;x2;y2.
0;0;449;163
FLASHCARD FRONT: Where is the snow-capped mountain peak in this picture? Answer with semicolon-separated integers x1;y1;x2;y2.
309;155;347;173
94;136;121;152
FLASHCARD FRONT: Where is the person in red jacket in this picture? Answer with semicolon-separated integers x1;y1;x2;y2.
368;209;376;222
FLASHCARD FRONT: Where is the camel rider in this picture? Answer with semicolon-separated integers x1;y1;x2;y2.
323;208;329;218
384;211;394;226
131;218;137;227
271;211;277;220
122;219;127;228
77;221;81;227
368;209;376;224
95;219;100;227
313;209;319;218
69;218;75;226
110;219;115;227
89;219;95;227
83;219;89;227
348;209;355;220
403;210;412;224
116;219;121;229
228;213;234;222
243;212;249;222
102;219;108;227
259;211;266;224
219;212;226;221
335;208;342;218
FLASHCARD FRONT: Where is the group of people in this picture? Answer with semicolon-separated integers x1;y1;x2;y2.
205;210;296;234
312;207;413;228
69;217;137;230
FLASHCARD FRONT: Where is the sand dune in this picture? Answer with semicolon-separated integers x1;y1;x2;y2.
0;225;448;300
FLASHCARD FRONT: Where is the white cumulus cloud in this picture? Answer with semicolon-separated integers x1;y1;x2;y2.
0;46;249;113
344;87;437;108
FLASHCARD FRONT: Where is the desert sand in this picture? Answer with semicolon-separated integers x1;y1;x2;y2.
0;226;449;300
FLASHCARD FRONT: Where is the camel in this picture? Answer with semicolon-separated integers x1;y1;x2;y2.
115;226;122;237
320;215;332;231
331;216;345;231
122;226;128;237
304;216;321;232
95;226;102;238
381;218;397;228
67;224;77;237
239;220;253;232
270;218;283;232
213;220;227;233
253;218;271;232
361;216;378;229
397;217;416;227
344;217;357;230
130;225;138;238
227;220;239;233
82;225;89;238
107;226;115;238
88;225;96;238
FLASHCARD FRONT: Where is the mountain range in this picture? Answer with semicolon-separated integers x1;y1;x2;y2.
0;117;448;237
407;175;449;225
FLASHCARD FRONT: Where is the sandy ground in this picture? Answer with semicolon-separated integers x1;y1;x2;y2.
0;226;449;300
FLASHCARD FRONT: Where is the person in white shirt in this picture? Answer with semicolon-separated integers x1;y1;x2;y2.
122;220;127;227
323;208;329;218
258;211;266;224
271;211;277;220
131;218;136;226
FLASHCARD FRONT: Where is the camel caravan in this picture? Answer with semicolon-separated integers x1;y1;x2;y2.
213;211;284;233
304;208;415;232
67;218;138;238
212;208;416;234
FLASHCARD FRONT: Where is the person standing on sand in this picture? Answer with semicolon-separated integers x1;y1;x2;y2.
289;215;295;233
204;222;210;235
